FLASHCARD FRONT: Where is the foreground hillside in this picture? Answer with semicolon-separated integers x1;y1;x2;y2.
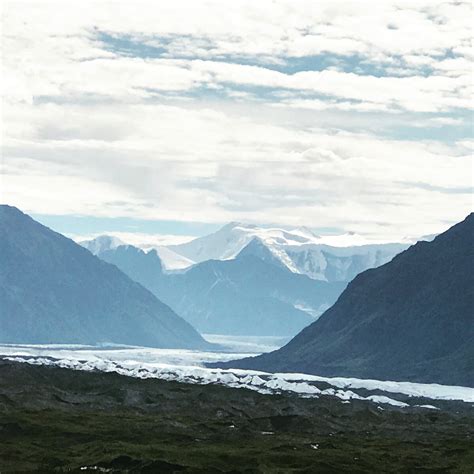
0;360;473;473
0;206;208;349
220;214;474;386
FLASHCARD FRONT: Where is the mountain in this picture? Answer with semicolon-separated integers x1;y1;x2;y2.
0;206;209;349
79;234;125;255
236;237;289;270
219;214;474;387
82;223;409;281
98;245;346;337
282;243;406;283
80;235;195;270
167;222;409;281
167;222;317;263
154;246;195;270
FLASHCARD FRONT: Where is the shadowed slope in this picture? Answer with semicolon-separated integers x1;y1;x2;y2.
0;206;209;349
99;245;346;337
219;214;474;386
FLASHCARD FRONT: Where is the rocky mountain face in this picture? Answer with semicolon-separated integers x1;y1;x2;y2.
0;206;209;349
98;245;346;336
219;214;474;387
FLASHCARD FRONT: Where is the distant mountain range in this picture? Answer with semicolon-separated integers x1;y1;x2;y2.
0;206;209;349
97;244;346;336
167;222;410;282
218;214;474;387
80;222;414;337
81;234;195;270
2;205;470;387
82;222;410;282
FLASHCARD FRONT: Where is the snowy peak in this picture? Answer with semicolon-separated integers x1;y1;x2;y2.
236;237;288;270
167;222;409;281
154;247;195;271
167;222;319;264
79;223;410;282
79;235;125;255
166;223;256;262
290;226;321;240
314;232;379;247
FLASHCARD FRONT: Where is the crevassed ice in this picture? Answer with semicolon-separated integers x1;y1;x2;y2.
3;353;473;408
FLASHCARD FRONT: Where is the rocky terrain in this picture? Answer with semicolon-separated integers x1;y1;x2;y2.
0;360;473;473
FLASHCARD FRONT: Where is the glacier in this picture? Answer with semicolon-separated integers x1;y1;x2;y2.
1;341;472;409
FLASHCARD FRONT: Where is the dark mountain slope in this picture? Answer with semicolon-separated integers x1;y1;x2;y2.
99;246;346;336
0;206;208;349
220;214;474;386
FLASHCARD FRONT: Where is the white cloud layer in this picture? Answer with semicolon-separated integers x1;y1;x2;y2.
1;0;473;238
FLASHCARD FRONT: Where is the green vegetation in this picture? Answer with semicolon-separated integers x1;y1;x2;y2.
0;361;473;473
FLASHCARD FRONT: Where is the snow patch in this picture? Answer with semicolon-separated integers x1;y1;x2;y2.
1;343;472;408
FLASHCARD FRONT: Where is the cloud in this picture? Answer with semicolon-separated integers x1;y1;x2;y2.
3;1;473;112
70;231;195;247
2;100;472;238
1;0;473;239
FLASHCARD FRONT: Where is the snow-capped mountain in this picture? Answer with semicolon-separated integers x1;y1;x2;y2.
279;242;408;282
79;235;125;255
167;222;322;263
167;222;410;282
153;246;195;270
81;223;411;281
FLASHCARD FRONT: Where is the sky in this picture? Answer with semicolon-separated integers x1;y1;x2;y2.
1;0;473;242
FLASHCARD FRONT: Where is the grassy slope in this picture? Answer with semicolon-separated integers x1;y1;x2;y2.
0;360;473;473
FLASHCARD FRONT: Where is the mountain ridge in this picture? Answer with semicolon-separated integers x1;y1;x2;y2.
84;222;410;280
216;213;474;386
98;244;346;336
0;206;209;349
